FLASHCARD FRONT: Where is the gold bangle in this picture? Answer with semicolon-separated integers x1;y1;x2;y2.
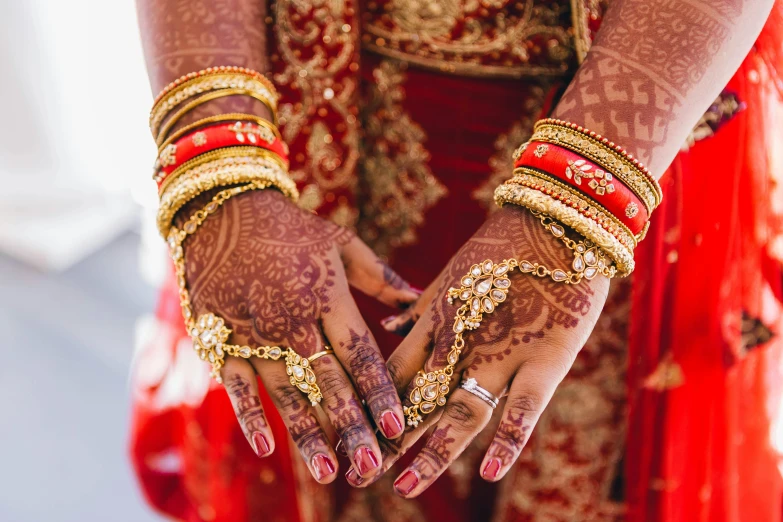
494;183;635;275
531;123;661;213
157;151;299;237
510;167;639;250
167;184;324;404
154;89;277;143
150;72;279;137
156;113;281;152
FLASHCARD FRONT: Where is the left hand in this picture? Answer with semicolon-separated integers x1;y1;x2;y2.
344;204;610;495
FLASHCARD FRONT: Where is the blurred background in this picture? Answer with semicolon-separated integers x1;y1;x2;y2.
0;1;164;520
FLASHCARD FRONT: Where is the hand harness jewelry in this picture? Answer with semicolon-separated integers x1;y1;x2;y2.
403;213;615;427
168;181;331;406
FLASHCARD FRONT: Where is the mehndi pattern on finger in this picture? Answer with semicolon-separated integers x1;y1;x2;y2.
403;214;615;427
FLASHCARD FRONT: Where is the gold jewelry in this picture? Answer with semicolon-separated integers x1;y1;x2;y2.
154;89;277;143
404;232;614;426
168;183;324;405
531;123;661;213
156;113;280;152
307;349;335;363
494;182;635;275
510;167;639;250
158;145;287;196
157;151;298;237
150;72;279;138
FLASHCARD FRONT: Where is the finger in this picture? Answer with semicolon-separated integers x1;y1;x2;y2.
393;385;498;498
380;276;440;335
339;232;420;309
249;357;338;484
323;302;405;440
308;342;383;479
220;357;275;458
479;362;562;482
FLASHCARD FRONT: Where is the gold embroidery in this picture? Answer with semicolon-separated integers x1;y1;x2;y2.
642;352;685;391
533;144;549;158
625;202;639;218
362;0;574;79
356;60;447;257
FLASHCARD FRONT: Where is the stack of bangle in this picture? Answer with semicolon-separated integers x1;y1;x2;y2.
495;118;662;276
149;67;298;238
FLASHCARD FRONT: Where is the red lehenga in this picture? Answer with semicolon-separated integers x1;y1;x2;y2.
130;2;783;521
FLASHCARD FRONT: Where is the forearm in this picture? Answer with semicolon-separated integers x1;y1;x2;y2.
137;0;272;130
553;0;774;178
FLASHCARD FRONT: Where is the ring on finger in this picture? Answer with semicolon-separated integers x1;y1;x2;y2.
307;348;334;363
459;377;499;409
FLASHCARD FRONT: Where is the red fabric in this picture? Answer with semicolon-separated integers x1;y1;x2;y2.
515;141;650;234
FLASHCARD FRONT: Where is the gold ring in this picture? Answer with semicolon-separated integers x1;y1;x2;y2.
307;348;334;363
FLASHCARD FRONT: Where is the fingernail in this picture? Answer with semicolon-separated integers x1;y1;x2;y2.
410;286;424;295
252;432;271;457
345;467;364;486
393;469;419;496
482;458;501;480
381;315;398;326
311;454;335;481
379;410;404;438
335;439;347;457
354;446;380;476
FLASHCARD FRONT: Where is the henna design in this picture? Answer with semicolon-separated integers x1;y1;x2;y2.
287;402;330;460
325;393;370;451
225;373;268;435
554;0;765;175
411;425;456;480
344;329;400;416
486;409;530;467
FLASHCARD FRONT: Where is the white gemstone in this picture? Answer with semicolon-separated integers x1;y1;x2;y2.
459;289;472;300
298;383;310;392
248;134;257;143
461;276;473;287
573;255;585;272
422;384;438;401
491;289;506;302
207;315;214;327
306;370;316;384
471;265;482;277
495;278;511;288
474;278;493;296
323;87;335;100
520;261;534;272
411;389;422;404
482;297;495;313
301;359;309;367
191;328;199;337
437;397;447;406
550;224;565;237
448;352;458;365
200;331;214;346
482;260;494;273
493;264;509;276
438;374;447;382
427;373;436;382
200;350;207;360
472;298;481;311
453;318;465;333
584;249;597;265
292;365;305;380
420;402;436;413
199;316;207;328
584;267;598;279
239;347;252;357
269;347;282;358
416;377;426;387
552;270;568;281
440;384;449;394
208;352;215;363
215;344;224;357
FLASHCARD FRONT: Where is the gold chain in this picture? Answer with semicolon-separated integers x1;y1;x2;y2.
404;213;614;426
167;182;326;405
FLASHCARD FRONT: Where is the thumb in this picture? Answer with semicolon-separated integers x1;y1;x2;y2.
340;234;421;309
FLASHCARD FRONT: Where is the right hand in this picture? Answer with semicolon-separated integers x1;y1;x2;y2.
178;188;420;483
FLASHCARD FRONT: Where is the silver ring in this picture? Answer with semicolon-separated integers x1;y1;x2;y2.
460;377;499;409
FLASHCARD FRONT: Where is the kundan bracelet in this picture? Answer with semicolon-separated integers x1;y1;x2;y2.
156;113;281;154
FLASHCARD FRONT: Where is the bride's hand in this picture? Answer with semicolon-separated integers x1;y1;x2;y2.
345;204;609;495
179;188;419;483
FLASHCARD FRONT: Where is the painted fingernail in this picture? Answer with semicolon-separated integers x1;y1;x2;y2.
354;446;380;476
379;410;404;438
345;467;364;486
311;454;335;481
335;439;347;457
393;469;419;496
252;432;271;457
410;286;424;295
381;315;398;326
482;458;501;480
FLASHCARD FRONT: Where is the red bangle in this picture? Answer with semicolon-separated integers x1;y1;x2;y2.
153;121;288;190
515;142;648;235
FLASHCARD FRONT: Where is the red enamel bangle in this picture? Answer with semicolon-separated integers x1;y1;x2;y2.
153;121;289;190
515;142;648;235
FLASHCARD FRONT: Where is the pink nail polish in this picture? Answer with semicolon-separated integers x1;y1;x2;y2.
482;458;501;480
379;410;404;438
311;454;335;481
381;315;398;326
252;432;271;457
410;286;424;295
345;467;364;486
394;470;419;496
354;447;379;476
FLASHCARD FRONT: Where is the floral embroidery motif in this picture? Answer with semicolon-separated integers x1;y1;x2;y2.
228;122;275;145
159;144;177;167
356;60;447;257
191;132;207;147
534;144;549;158
362;0;573;79
625;202;639;218
566;159;615;195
